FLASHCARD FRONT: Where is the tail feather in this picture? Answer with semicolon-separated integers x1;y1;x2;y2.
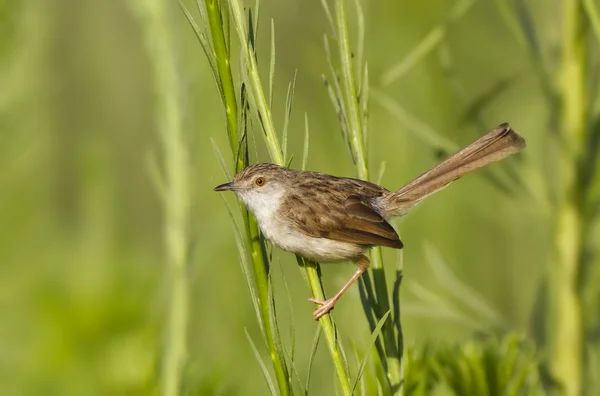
382;123;526;217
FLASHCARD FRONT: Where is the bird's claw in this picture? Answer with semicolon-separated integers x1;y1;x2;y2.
308;297;337;320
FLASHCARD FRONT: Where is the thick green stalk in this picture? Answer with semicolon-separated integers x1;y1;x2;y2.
334;0;402;390
133;0;189;394
227;0;351;392
552;0;588;394
204;1;290;394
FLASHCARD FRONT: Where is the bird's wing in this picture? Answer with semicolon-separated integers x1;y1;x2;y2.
284;193;403;249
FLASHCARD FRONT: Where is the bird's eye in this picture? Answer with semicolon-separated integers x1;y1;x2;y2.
255;177;265;187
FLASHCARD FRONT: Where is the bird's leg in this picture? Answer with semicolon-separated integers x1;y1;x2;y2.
308;255;370;320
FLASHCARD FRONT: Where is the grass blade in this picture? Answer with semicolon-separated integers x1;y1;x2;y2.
381;25;445;86
145;149;166;204
351;311;392;394
282;69;298;162
319;0;336;36
269;18;275;108
304;326;322;395
372;90;457;152
381;0;477;85
245;328;277;396
353;0;365;90
584;0;600;45
302;112;310;170
179;0;218;77
211;138;232;181
360;62;369;150
424;243;504;328
376;160;386;185
229;0;284;164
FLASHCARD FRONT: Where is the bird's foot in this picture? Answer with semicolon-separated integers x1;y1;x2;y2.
308;297;338;320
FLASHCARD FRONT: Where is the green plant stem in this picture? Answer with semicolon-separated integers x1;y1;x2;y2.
552;0;588;394
204;1;290;394
227;0;351;392
228;0;283;165
303;260;352;396
205;0;241;172
133;0;190;394
245;212;291;395
335;0;367;174
334;0;402;390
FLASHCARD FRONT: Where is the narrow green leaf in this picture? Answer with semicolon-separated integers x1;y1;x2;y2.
284;347;306;395
357;276;387;373
514;0;543;61
195;0;209;28
381;0;477;85
376;160;386;186
305;327;322;395
323;36;347;124
247;8;257;54
351;311;392;394
353;0;365;90
372;90;457;153
381;25;445;86
323;74;353;160
493;0;527;48
401;301;474;325
269;18;276;108
302;112;310;170
221;0;231;52
245;329;277;396
179;0;219;80
213;141;264;331
278;265;296;369
145;149;166;204
350;342;364;396
424;242;504;327
253;0;261;44
583;0;600;45
210;138;233;181
319;0;336;36
392;251;403;361
282;69;298;162
229;0;285;165
286;155;294;168
323;83;354;162
360;62;369;150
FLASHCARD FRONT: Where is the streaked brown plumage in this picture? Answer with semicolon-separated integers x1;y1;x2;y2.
215;123;526;319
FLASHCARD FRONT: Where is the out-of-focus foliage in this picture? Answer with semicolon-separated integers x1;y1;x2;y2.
403;335;542;396
1;0;599;395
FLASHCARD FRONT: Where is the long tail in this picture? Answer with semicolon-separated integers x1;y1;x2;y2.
381;123;526;217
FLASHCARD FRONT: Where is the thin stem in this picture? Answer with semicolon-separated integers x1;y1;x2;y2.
334;0;402;390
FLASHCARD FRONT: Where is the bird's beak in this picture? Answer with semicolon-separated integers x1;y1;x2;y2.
213;182;236;192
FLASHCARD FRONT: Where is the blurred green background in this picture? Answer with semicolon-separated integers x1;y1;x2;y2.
1;0;591;394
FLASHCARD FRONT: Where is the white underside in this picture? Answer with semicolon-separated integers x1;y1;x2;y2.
239;189;365;262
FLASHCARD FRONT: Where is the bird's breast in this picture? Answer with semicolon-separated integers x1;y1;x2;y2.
257;213;365;262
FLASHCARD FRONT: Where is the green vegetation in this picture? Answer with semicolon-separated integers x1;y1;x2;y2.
1;0;599;395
